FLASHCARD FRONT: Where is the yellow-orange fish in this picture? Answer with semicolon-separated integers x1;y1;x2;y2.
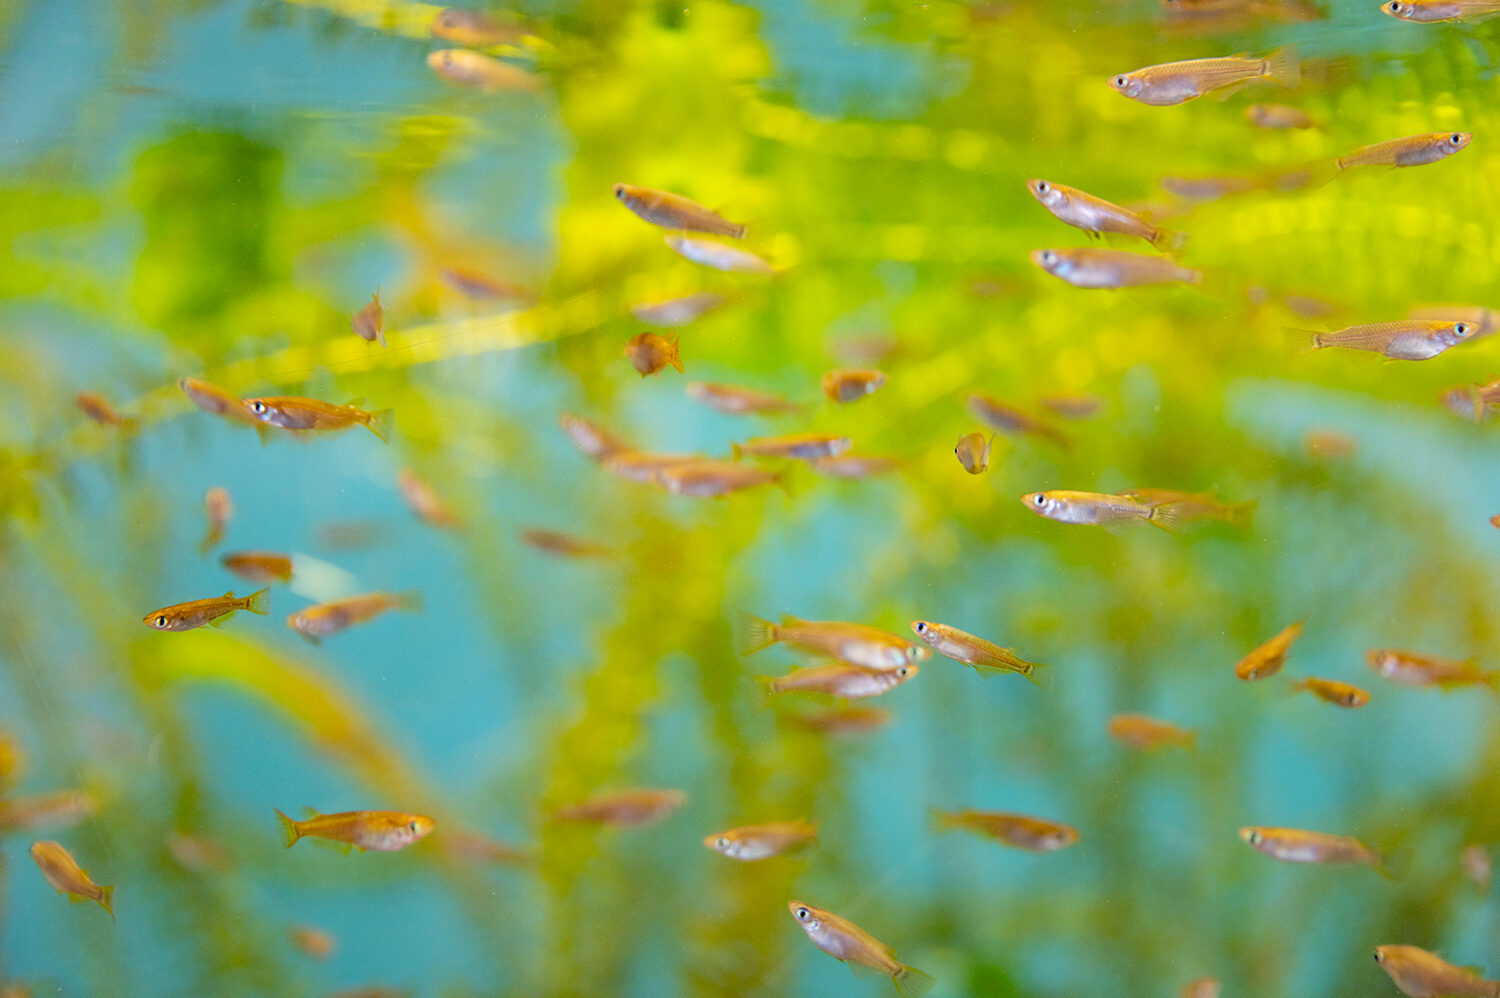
602;450;704;485
552;789;685;828
732;433;851;460
821;369;887;403
1375;945;1500;998
782;706;892;735
426;49;538;92
1382;0;1500;21
286;592;421;642
613;184;745;238
740;614;929;669
1246;103;1317;129
1236;621;1304;680
0;789;96;832
220;551;294;584
1338;131;1471;169
145;588;269;631
1303;318;1475;360
789;901;935;996
397;469;462;529
1239;826;1386;871
1292;676;1370;707
31;841;114;917
653;460;782;497
200;486;232;555
1026;179;1187;251
665;235;776;275
439;266;532;301
910;620;1051;688
763;661;920;699
966;395;1069;448
559;412;631;462
630;292;728;327
429;7;524;45
1365;649;1499;690
290;925;336;960
179;377;261;426
704;819;818;860
243;396;393;442
1109;47;1298;105
518;527;613;559
1022;490;1182;530
954;432;993;474
76;392;131;428
686;381;800;415
276;808;433;852
932;808;1079;851
1032;248;1201;289
624;332;684;376
1108;713;1195;751
350;290;385;347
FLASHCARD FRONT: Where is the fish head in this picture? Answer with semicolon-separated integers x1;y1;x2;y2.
242;398;277;424
144;610;175;630
1046;826;1081;850
1379;0;1411;16
903;642;930;663
704;832;737;856
1030;249;1069;279
1445;131;1473;154
425;50;454;73
1342;688;1371;707
1373;946;1391;966
788;901;822;931
892;663;920;684
1365;649;1395;675
1021;491;1061;518
286;611;310;634
612;183;629;201
1026;179;1064;209
1107;72;1144;99
1442;320;1476;346
1238;827;1263;846
401;814;436;843
911;620;934;639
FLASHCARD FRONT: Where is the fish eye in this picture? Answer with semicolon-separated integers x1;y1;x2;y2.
1247;830;1262;844
1040;250;1058;265
795;907;810;920
250;401;266;413
1036;181;1049;192
612;184;626;199
1385;0;1399;8
716;836;729;848
154;615;167;628
897;666;910;677
914;621;929;634
408;820;420;833
1344;693;1359;705
1374;950;1385;964
1033;494;1047;506
1113;76;1127;87
1451;133;1465;144
1456;322;1472;336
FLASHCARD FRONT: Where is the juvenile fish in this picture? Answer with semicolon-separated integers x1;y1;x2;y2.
276;808;433;852
1032;248;1201;289
220;551;293;584
76;392;130;428
822;369;887;403
665;235;776;275
199;486;232;554
439;267;532;301
809;454;900;478
763;662;920;699
910;620;1051;688
954;432;993;474
624;332;684;376
290;925;336;960
1365;649;1500;690
704;819;817;860
1303;319;1474;360
1292;676;1370;707
1375;945;1500;998
1381;0;1500;21
397;469;462;529
287;592;421;641
1239;826;1386;871
1462;844;1492;894
686;381;800;415
179;377;261;426
426;49;538;92
1026;180;1188;252
145;588;270;631
732;433;851;461
429;7;524;45
631;292;728;327
1161;173;1263;202
559;412;631;461
1180;978;1222;998
740;614;930;669
1235;621;1304;680
1022;490;1183;531
931;809;1079;851
966;395;1070;448
602;450;704;484
350;290;384;347
1109;47;1298;105
653;460;782;497
1337;131;1471;169
1246;103;1317;129
783;706;892;735
243;396;394;442
166;832;231;873
30;841;114;918
789;901;935;996
519;527;613;559
1108;713;1195;751
0;789;96;832
1041;394;1102;420
444;830;532;866
552;789;685;828
613;184;745;238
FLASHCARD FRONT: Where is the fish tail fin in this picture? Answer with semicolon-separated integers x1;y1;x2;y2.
365;409;394;443
730;222;747;239
1288;327;1327;353
398;590;425;612
1262;45;1300;89
242;587;271;615
729;441;744;461
1375;844;1411;880
669;336;685;374
375;327;387;348
754;674;784;696
1226;500;1258;530
1181;729;1199;752
97;884;116;920
1484;671;1500;694
1146;502;1185;533
736;612;780;656
276;808;302;848
894;964;936;997
1024;660;1054;691
1151;226;1190;255
929;807;958;833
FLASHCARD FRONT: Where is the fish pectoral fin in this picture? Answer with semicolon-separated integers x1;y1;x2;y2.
1210;79;1252;100
207;612;230;628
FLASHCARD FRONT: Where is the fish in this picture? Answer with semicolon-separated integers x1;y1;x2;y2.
350;290;385;347
243;396;394;442
731;433;852;460
0;732;23;789
290;925;336;960
559;412;632;462
954;432;994;474
1302;319;1475;360
1032;248;1201;289
426;49;539;92
631;293;728;327
1025;179;1188;252
703;819;818;860
439;267;532;301
762;662;920;699
276;808;434;852
613;184;745;238
1021;490;1183;531
1365;649;1500;690
1291;676;1370;707
808;454;901;478
76;392;131;427
788;901;935;996
220;551;294;585
1124;489;1256;528
685;381;800;415
179;377;262;426
1381;0;1500;21
1108;714;1196;751
1239;826;1386;871
1374;945;1500;998
653;460;783;497
397;469;462;529
144;588;270;632
0;790;97;832
1041;394;1102;420
664;235;776;274
783;706;892;735
444;830;532;866
518;527;613;559
1462;845;1493;893
199;487;232;555
1337;132;1471;169
286;592;422;641
822;369;887;403
165;832;231;872
1444;382;1484;421
1179;978;1222;998
909;620;1052;688
429;7;525;45
1305;429;1357;459
931;809;1080;851
29;841;114;918
740;614;930;669
551;788;686;827
624;332;685;376
1235;621;1304;680
966;395;1070;448
602;450;705;485
1246;103;1317;129
1160;173;1263;202
1109;47;1298;105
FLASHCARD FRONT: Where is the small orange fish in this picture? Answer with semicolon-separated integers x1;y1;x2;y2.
1292;676;1370;707
954;432;993;474
243;396;393;442
910;620;1051;687
602;450;705;485
1108;713;1195;751
1303;319;1475;360
630;293;728;327
1462;844;1492;893
966;395;1069;448
439;267;532;301
165;832;231;872
276;808;434;852
1179;978;1221;998
789;901;935;995
665;235;776;275
350;290;385;347
740;614;929;670
220;551;294;584
1236;621;1304;680
1375;945;1500;998
624;333;684;377
429;7;524;45
1337;132;1471;169
653;460;782;497
426;49;538;92
807;454;900;478
1365;649;1499;690
1109;47;1298;105
704;820;818;860
821;369;887;403
30;841;114;918
1040;394;1102;420
613;184;745;238
76;392;130;428
179;377;261;426
1382;0;1500;20
290;925;336;960
200;486;232;555
731;433;851;460
145;588;270;632
782;706;892;735
763;662;920;699
1239;826;1386;871
286;592;421;642
1246;103;1317;129
518;527;613;559
932;809;1080;851
444;830;531;865
1022;490;1182;530
559;412;632;462
685;381;800;415
1026;179;1188;252
1033;248;1201;289
0;789;96;832
1305;429;1356;459
552;789;685;828
397;469;462;529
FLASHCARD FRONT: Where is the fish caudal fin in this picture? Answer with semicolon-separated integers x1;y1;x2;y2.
1151;227;1190;255
1146;502;1185;533
1225;500;1258;530
1262;45;1300;89
397;590;425;613
242;587;271;615
1024;660;1055;691
669;338;685;375
736;612;780;656
275;808;303;848
894;964;937;997
365;409;395;444
729;441;744;461
96;884;116;920
929;807;959;833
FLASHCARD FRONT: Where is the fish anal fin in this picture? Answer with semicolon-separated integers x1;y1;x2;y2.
846;960;880;980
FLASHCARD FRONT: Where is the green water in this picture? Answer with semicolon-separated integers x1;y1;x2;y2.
2;1;1500;996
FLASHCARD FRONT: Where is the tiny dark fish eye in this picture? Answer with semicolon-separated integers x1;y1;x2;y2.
155;616;166;627
796;908;809;919
1452;133;1464;143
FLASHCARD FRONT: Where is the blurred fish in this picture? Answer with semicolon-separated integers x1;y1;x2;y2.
1301;319;1475;360
613;184;745;238
762;661;920;699
243;396;393;442
76;392;130;428
1381;0;1500;21
429;7;524;45
1108;714;1195;751
179;377;261;426
631;293;727;327
444;830;531;865
426;49;538;92
653;460;783;497
199;486;232;555
1239;827;1386;871
1022;490;1182;531
931;809;1079;851
220;551;293;584
910;620;1051;688
559;412;631;462
808;454;900;478
1305;429;1356;459
0;733;23;790
822;369;887;403
624;332;684;377
731;433;851;460
1246;103;1317;129
290;925;336;960
788;901;935;996
1236;621;1304;680
518;527;613;559
1161;173;1262;201
1041;394;1102;419
144;588;270;632
397;469;462;529
665;235;776;274
1125;489;1255;528
166;832;231;873
1365;649;1499;690
276;808;433;852
1462;845;1492;893
0;789;96;832
1374;946;1500;998
1179;977;1221;998
965;395;1070;448
286;592;421;642
1492;514;1500;529
1291;676;1370;707
1109;48;1298;105
439;267;532;301
704;820;817;860
551;789;686;828
30;841;113;918
316;521;388;551
602;450;704;485
954;432;993;474
1453;382;1497;421
1337;132;1471;169
686;381;800;415
1026;180;1188;252
1032;248;1200;289
350;290;384;347
740;614;930;669
783;706;892;735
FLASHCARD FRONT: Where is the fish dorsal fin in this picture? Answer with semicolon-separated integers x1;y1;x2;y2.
780;614;807;626
301;806;324;819
343;398;368;409
222;591;235;599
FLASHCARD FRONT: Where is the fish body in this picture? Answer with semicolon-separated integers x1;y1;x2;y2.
740;614;929;669
1292;676;1370;707
809;454;900;478
76;392;129;427
704;819;818;860
552;789;685;827
350;290;384;347
1305;319;1474;359
686;381;800;415
179;377;261;425
243;396;393;442
0;790;96;832
1125;489;1255;527
200;487;232;554
1041;394;1102;419
439;267;532;301
1462;845;1493;893
1108;713;1195;750
426;49;538;91
559;412;631;461
397;469;462;529
220;551;294;584
625;332;684;376
613;184;744;238
631;293;728;327
444;830;532;865
145;588;270;631
653;460;782;497
602;451;705;485
287;592;421;640
1246;103;1316;129
429;7;524;45
1180;978;1221;998
954;432;993;474
909;620;1051;688
1022;490;1182;530
166;832;231;873
932;809;1079;851
1109;48;1298;105
1375;945;1500;998
732;433;851;460
789;901;935;996
276;808;433;852
1338;132;1471;169
1239;826;1383;868
822;369;887;403
1026;179;1187;251
1365;649;1499;690
290;925;336;959
1032;248;1200;289
763;662;919;699
30;841;114;918
966;395;1070;447
1236;621;1304;680
784;706;892;735
665;235;775;274
519;528;613;559
1382;0;1500;20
